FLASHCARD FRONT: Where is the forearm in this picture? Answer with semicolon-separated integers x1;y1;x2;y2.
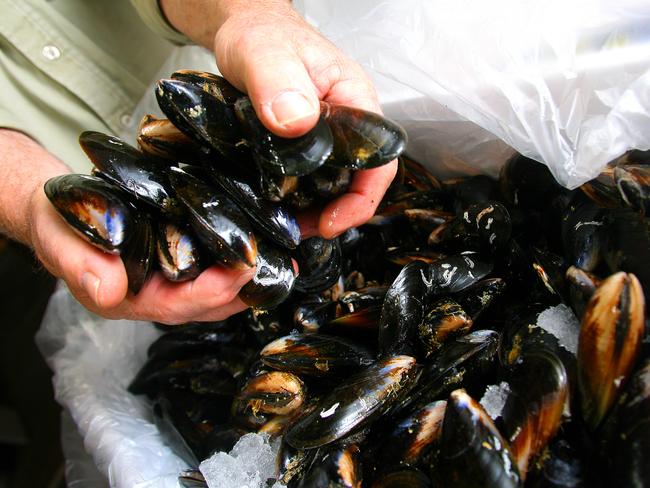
0;129;70;245
160;0;293;49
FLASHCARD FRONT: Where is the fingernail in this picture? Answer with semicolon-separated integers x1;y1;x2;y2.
81;271;101;305
270;91;317;127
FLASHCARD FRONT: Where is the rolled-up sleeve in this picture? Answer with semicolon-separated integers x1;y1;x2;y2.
130;0;193;45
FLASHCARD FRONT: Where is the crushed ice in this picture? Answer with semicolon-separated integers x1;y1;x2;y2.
536;304;580;354
199;433;283;488
480;381;511;420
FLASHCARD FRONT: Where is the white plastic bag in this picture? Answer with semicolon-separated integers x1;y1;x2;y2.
36;284;186;488
295;0;650;187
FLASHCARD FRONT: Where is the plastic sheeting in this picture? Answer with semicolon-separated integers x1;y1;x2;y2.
295;0;650;187
36;284;186;487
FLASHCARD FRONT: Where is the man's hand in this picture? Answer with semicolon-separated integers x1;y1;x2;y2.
161;0;398;238
0;129;253;324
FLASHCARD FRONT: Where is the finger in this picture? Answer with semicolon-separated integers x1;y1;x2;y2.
192;296;250;323
32;190;129;310
318;160;398;238
120;265;256;324
296;206;322;239
218;33;320;137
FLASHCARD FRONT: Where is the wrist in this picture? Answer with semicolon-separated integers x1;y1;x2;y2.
160;0;295;50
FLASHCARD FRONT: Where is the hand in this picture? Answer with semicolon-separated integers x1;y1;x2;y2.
215;5;397;238
0;130;254;324
162;0;398;238
29;185;255;324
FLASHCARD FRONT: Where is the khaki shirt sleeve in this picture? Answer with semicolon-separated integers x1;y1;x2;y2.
0;104;32;139
130;0;193;46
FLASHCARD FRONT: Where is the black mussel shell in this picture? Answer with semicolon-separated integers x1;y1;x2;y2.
398;330;499;415
565;266;600;320
378;189;449;218
500;349;568;478
171;70;244;105
236;371;305;416
294;299;338;333
79;131;181;216
371;468;433;488
418;298;473;356
561;194;605;272
578;271;645;430
296;444;362;488
499;154;564;210
402;154;442;192
293;237;343;294
137;115;202;162
580;166;622;208
129;348;254;397
258;170;299;202
156;79;245;158
605;359;650;487
285;355;419;449
304;165;352;199
429;201;511;251
455;277;506;321
526;434;585;488
603;208;650;300
378;260;429;357
371;400;446;471
168;167;257;269
427;252;493;297
438;389;521;487
210;168;301;249
121;211;155;294
153;394;202;467
239;240;296;309
277;439;317;485
530;247;567;305
443;175;500;212
178;469;207;488
260;333;373;377
385;247;446;266
146;321;240;361
403;208;453;231
321;102;407;170
156;220;204;282
44;174;132;254
234;97;333;177
325;305;382;340
615;164;650;213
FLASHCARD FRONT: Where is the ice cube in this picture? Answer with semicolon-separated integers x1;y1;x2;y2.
480;381;511;420
199;433;283;488
536;304;580;355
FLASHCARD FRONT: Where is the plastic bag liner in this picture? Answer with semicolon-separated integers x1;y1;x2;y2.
36;283;186;487
294;0;650;188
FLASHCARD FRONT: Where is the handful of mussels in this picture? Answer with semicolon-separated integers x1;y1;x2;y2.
127;149;650;487
44;69;407;306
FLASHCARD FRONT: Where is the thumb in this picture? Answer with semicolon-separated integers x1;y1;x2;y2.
31;189;129;310
215;23;320;137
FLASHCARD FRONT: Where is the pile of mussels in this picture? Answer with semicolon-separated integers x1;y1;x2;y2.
130;146;649;488
45;71;650;487
43;69;406;304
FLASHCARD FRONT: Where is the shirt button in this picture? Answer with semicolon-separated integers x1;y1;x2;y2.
42;45;61;61
120;113;133;127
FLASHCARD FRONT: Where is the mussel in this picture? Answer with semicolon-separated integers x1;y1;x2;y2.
285;355;419;449
577;271;645;430
44;174;133;254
